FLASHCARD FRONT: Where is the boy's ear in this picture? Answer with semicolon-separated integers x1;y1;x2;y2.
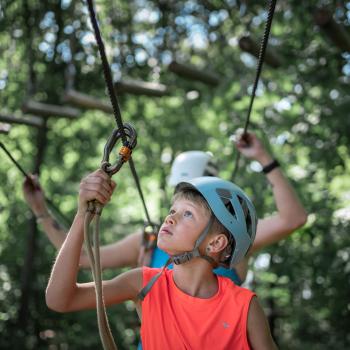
206;233;229;254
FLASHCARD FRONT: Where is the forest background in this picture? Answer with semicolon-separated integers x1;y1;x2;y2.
0;0;349;349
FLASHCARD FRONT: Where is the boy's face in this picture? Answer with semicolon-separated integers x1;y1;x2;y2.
158;197;209;255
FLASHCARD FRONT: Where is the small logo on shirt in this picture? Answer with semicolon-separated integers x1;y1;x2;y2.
222;322;230;329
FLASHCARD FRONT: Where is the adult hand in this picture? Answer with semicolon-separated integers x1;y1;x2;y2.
22;175;48;217
78;169;116;215
234;131;272;164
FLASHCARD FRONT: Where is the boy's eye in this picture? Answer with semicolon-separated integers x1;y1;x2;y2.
184;210;193;218
169;209;175;215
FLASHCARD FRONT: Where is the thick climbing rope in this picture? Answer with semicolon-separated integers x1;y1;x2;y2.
231;0;277;181
0;141;70;229
83;124;137;350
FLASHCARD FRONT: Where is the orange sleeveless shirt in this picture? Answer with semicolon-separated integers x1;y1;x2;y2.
141;267;255;350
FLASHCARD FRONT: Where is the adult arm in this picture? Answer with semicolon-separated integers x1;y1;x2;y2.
46;169;142;313
235;132;308;254
84;231;142;268
247;297;278;350
23;175;142;269
22;175;68;249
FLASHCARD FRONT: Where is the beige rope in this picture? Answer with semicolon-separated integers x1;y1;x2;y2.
83;124;137;349
84;204;118;350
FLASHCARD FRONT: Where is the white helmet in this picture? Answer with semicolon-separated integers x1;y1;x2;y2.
168;151;218;187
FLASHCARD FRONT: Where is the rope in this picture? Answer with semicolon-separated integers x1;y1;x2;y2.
84;2;155;348
0;141;71;229
86;0;152;226
231;0;277;181
128;160;152;224
86;0;126;143
84;211;118;350
83;131;136;350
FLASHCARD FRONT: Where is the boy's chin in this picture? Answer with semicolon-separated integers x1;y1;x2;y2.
157;241;171;254
157;243;186;257
157;240;179;256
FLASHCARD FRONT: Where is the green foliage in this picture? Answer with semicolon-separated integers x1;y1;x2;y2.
0;0;350;348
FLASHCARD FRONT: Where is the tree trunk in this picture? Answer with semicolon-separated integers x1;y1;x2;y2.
314;8;350;52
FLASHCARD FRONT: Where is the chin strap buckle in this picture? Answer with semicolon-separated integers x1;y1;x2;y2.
172;250;200;265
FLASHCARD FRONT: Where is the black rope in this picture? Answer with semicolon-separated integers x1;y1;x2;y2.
0;142;71;229
128;159;152;224
86;0;126;144
231;0;277;181
86;0;152;225
0;142;29;178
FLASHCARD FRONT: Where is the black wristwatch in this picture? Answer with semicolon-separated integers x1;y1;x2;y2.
262;159;280;174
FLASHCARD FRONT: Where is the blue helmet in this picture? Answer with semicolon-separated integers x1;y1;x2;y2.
175;176;257;267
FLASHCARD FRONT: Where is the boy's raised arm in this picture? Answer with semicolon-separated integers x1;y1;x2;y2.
45;212;93;312
247;297;278;350
45;169;142;313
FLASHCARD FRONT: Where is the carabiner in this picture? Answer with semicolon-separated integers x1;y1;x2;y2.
100;123;137;176
87;123;137;216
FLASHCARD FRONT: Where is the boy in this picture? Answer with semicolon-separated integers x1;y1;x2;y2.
46;170;277;349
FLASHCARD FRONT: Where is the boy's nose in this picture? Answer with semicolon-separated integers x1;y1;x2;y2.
165;214;175;225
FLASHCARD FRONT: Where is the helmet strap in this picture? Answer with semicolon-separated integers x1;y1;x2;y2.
138;257;172;301
171;215;218;268
137;216;217;301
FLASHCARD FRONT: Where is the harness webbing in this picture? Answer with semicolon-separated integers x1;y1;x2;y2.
231;0;277;181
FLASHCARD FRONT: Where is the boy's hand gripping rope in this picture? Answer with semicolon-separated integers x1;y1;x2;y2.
86;123;137;216
84;123;137;350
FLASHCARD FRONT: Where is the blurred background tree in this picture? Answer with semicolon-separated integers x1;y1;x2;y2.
0;0;349;349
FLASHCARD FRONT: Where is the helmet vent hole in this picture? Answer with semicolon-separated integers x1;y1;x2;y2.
216;188;237;219
219;197;237;221
224;201;236;219
216;188;232;199
237;195;253;238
